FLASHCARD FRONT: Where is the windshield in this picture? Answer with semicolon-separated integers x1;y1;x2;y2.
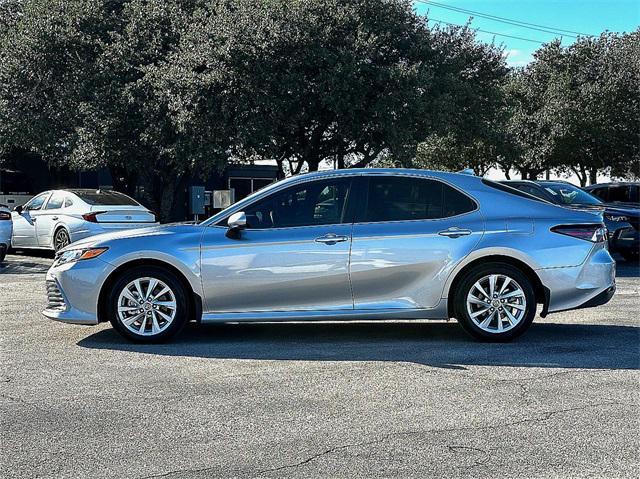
540;183;602;206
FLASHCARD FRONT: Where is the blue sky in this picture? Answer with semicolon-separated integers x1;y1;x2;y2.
413;0;640;66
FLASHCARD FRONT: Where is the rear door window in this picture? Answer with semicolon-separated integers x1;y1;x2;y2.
362;176;475;223
45;193;65;210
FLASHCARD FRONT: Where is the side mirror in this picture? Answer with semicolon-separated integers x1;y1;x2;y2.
226;211;247;239
14;205;23;214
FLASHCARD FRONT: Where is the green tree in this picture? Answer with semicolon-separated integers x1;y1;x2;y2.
0;0;224;219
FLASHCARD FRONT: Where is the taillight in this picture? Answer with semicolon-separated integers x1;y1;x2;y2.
0;211;10;220
551;224;607;243
82;211;106;223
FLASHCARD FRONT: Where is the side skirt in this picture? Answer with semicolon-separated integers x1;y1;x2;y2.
201;305;449;323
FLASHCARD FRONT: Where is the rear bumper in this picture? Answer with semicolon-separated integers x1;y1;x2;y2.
537;244;616;315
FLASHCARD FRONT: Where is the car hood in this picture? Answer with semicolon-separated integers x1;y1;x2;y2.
60;223;205;252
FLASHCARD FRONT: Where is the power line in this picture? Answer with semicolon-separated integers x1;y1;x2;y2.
416;0;593;38
427;17;547;44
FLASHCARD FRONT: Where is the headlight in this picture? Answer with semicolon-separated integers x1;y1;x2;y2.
54;247;108;266
605;214;629;222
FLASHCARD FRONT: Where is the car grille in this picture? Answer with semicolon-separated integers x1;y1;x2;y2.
46;280;67;311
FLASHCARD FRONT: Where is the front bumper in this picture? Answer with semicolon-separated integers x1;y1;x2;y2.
42;257;115;325
537;243;616;315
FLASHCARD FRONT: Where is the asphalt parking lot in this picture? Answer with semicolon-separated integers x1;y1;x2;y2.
1;252;638;479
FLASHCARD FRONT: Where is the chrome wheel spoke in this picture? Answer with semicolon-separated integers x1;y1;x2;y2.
145;278;158;300
500;290;524;300
151;313;161;335
479;311;495;329
470;307;490;318
123;313;143;326
473;282;489;299
508;303;525;311
153;300;176;310
488;275;497;297
499;277;511;295
468;295;488;306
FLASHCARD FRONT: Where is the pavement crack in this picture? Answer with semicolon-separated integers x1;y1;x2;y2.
254;401;628;475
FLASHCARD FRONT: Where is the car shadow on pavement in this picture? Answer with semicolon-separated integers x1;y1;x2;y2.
78;321;640;370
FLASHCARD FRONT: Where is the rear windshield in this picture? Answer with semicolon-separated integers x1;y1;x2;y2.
539;183;602;206
71;190;139;206
482;179;548;202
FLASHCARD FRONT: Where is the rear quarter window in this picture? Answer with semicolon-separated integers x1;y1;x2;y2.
72;190;139;206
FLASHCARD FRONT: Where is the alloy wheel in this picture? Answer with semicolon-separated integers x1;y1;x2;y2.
466;274;527;334
117;277;177;336
54;230;70;251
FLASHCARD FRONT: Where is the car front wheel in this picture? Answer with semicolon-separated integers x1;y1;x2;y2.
454;263;536;342
107;266;189;343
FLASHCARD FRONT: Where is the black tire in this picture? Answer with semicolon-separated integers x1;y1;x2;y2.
0;245;6;263
53;228;71;252
106;265;190;343
454;262;536;342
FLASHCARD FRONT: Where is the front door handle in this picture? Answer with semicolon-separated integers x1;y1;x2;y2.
438;227;472;238
315;233;349;245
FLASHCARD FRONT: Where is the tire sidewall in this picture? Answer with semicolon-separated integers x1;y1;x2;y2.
107;265;189;343
455;263;536;342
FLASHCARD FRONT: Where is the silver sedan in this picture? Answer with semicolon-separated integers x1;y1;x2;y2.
43;169;616;342
0;204;11;262
11;189;157;252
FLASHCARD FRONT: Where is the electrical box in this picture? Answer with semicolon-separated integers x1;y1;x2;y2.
188;186;206;215
213;189;234;209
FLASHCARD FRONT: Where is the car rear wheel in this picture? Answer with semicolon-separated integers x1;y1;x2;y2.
53;228;70;252
107;266;189;343
454;263;536;342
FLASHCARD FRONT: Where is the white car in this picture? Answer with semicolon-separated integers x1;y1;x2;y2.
0;204;12;262
11;189;158;252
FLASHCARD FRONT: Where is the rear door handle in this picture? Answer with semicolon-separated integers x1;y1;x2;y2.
315;233;349;245
438;227;472;238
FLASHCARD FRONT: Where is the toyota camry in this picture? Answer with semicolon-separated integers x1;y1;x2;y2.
43;169;616;342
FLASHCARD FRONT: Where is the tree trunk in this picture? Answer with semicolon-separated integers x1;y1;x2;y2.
109;164;137;196
589;167;598;185
571;166;588;186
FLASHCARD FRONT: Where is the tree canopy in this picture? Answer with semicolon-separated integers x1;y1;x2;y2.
0;0;638;219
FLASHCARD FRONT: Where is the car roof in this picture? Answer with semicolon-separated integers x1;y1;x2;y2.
584;182;640;188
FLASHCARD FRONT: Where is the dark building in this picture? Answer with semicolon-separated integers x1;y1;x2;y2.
1;151;278;221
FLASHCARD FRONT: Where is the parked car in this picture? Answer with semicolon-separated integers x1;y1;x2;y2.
0;204;12;263
11;189;158;252
503;180;639;262
42;169;615;343
584;182;639;205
